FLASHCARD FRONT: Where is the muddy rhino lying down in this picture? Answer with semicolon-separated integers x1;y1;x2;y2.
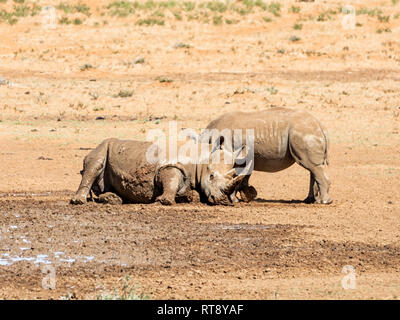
204;107;332;204
71;138;248;205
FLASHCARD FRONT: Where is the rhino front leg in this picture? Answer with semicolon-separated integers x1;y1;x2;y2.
155;167;183;205
70;141;108;205
237;175;257;203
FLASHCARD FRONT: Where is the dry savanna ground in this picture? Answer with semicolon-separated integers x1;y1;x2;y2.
0;0;400;299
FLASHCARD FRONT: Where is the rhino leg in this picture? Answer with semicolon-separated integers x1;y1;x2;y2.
304;172;325;203
236;175;257;203
289;133;332;205
70;141;108;205
304;172;316;203
176;189;197;203
98;192;123;205
155;167;183;205
309;165;332;204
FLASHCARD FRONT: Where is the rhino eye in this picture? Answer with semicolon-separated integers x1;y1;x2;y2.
209;174;214;181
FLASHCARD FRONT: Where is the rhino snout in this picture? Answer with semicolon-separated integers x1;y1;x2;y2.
207;194;234;206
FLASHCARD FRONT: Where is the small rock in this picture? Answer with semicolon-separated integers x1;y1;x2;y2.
134;57;145;64
38;156;53;160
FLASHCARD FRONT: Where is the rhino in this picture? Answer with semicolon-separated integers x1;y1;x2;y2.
70;138;248;206
203;107;332;204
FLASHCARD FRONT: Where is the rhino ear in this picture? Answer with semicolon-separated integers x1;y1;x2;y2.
233;145;247;162
209;135;224;153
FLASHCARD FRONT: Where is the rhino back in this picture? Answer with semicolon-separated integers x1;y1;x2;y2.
207;108;291;154
206;108;324;172
106;140;160;203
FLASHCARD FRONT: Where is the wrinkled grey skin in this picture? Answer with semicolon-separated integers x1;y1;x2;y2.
70;138;246;206
203;107;332;204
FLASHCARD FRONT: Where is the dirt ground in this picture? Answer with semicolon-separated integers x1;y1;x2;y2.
0;0;400;299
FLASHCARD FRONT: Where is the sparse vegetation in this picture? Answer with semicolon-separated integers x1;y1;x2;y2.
174;42;191;48
156;76;173;83
267;86;278;94
96;276;150;300
182;1;195;11
267;2;281;17
59;16;71;24
356;8;383;17
289;6;300;14
80;64;94;71
136;18;164;25
262;16;272;22
0;0;396;29
293;23;302;30
289;35;301;42
73;18;83;25
107;1;136;17
114;89;134;98
57;2;91;16
377;15;390;23
225;18;238;24
134;57;145;64
213;14;223;25
0;2;41;24
377;27;391;33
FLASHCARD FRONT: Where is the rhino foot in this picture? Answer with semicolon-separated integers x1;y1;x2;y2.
239;186;257;203
70;194;87;205
98;192;123;205
316;198;333;205
156;195;174;205
303;196;316;204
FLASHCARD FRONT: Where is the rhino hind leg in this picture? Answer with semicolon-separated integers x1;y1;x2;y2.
308;165;332;204
155;167;184;205
304;172;316;203
289;134;332;205
70;140;108;205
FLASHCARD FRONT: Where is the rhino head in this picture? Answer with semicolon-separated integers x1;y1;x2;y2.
197;146;251;205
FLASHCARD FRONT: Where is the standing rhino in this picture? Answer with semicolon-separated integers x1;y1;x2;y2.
70;138;248;206
203;107;332;204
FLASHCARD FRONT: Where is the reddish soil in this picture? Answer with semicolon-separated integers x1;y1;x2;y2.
1;0;400;299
